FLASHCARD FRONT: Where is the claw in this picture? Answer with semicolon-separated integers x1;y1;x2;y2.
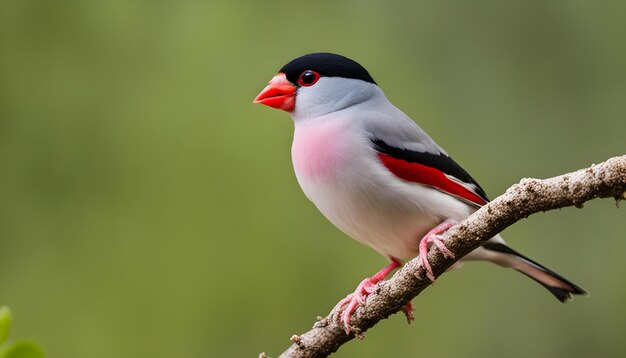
333;259;401;334
419;220;456;282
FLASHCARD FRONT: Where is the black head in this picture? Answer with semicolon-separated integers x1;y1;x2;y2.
279;53;376;86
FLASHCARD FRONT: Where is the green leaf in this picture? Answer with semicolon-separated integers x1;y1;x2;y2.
0;307;11;346
1;341;45;358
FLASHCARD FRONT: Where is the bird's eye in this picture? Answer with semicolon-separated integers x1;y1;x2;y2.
297;70;320;86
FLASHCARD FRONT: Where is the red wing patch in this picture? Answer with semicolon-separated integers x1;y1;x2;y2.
377;153;487;206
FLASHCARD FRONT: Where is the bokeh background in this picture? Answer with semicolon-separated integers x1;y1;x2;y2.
1;1;625;357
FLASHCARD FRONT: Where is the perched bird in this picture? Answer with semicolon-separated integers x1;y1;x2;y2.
254;52;585;333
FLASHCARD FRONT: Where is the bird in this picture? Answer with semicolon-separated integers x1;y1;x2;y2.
253;52;586;333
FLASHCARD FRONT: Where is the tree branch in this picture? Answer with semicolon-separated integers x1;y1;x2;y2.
264;155;626;358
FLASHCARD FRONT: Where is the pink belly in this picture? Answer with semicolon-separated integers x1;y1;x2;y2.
291;120;348;180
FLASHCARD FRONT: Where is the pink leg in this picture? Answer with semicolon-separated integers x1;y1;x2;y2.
419;221;456;282
334;258;403;334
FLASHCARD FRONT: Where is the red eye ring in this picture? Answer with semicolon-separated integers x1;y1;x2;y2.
297;70;320;86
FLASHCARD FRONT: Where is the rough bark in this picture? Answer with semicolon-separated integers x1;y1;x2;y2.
262;155;626;358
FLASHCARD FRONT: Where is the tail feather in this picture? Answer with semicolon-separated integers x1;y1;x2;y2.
482;242;587;302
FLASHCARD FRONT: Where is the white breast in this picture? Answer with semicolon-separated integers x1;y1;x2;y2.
291;116;475;260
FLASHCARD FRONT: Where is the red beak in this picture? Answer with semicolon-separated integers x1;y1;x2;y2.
253;73;296;112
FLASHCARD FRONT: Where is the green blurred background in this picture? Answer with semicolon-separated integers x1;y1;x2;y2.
0;1;624;357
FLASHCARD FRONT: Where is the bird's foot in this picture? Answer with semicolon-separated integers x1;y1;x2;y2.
419;220;456;282
333;259;401;334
